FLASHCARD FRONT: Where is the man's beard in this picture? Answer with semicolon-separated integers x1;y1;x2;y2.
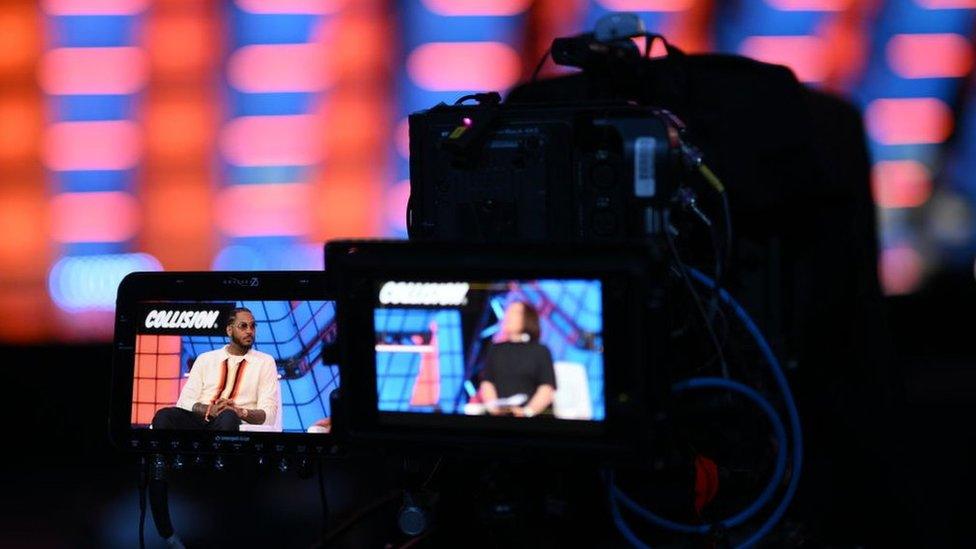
231;334;252;351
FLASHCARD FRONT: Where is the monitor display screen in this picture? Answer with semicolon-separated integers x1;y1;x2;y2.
373;279;604;422
130;299;337;434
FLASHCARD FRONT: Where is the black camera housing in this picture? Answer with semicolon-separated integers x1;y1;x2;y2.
326;239;669;458
407;102;682;242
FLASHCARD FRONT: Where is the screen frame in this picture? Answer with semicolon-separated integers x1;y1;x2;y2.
109;271;337;456
328;240;668;457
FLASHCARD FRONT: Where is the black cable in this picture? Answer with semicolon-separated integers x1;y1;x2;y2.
453;92;501;106
138;457;148;549
397;528;435;549
317;490;402;547
420;457;442;489
709;190;733;314
664;208;729;379
318;460;330;536
529;48;551;83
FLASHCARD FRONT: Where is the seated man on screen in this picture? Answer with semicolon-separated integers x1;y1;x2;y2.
152;308;280;431
479;301;556;418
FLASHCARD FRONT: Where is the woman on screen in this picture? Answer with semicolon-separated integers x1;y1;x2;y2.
479;301;556;417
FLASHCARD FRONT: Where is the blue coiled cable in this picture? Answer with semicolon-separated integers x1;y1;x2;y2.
610;268;803;548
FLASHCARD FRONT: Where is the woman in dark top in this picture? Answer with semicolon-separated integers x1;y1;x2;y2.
479;301;556;417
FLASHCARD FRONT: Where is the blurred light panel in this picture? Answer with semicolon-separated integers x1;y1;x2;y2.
854;0;976;291
872;160;932;208
227;43;333;92
50;191;140;243
42;0;149;16
40;47;149;94
407;42;522;91
218;1;330;271
915;0;976;8
739;35;827;82
887;33;972;79
42;1;149;324
44;120;142;170
421;0;534;16
394;0;529;235
596;0;696;10
764;0;851;10
215;183;311;237
219;115;320;166
48;253;162;311
879;245;925;295
235;0;348;15
865;98;953;145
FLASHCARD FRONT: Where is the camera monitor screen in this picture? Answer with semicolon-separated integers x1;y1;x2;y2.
373;279;604;424
111;271;340;454
130;299;337;434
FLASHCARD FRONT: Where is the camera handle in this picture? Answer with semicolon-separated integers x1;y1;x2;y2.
147;454;185;548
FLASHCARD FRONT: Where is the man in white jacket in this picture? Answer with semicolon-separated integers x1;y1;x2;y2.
151;308;281;431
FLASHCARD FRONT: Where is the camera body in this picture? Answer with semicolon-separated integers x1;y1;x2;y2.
407;102;683;242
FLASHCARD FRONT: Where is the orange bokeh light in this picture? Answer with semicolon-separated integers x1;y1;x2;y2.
0;188;48;276
0;287;50;342
143;180;212;240
145;95;213;161
322;90;388;159
141;177;213;271
328;15;390;81
0;7;38;74
314;168;381;240
146;13;215;76
0;95;40;162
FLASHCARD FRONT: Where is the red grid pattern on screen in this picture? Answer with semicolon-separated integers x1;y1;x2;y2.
131;334;185;425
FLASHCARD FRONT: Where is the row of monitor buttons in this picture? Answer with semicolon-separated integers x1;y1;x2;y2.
129;439;330;454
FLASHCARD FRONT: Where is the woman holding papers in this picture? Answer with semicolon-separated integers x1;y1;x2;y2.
479;301;557;417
